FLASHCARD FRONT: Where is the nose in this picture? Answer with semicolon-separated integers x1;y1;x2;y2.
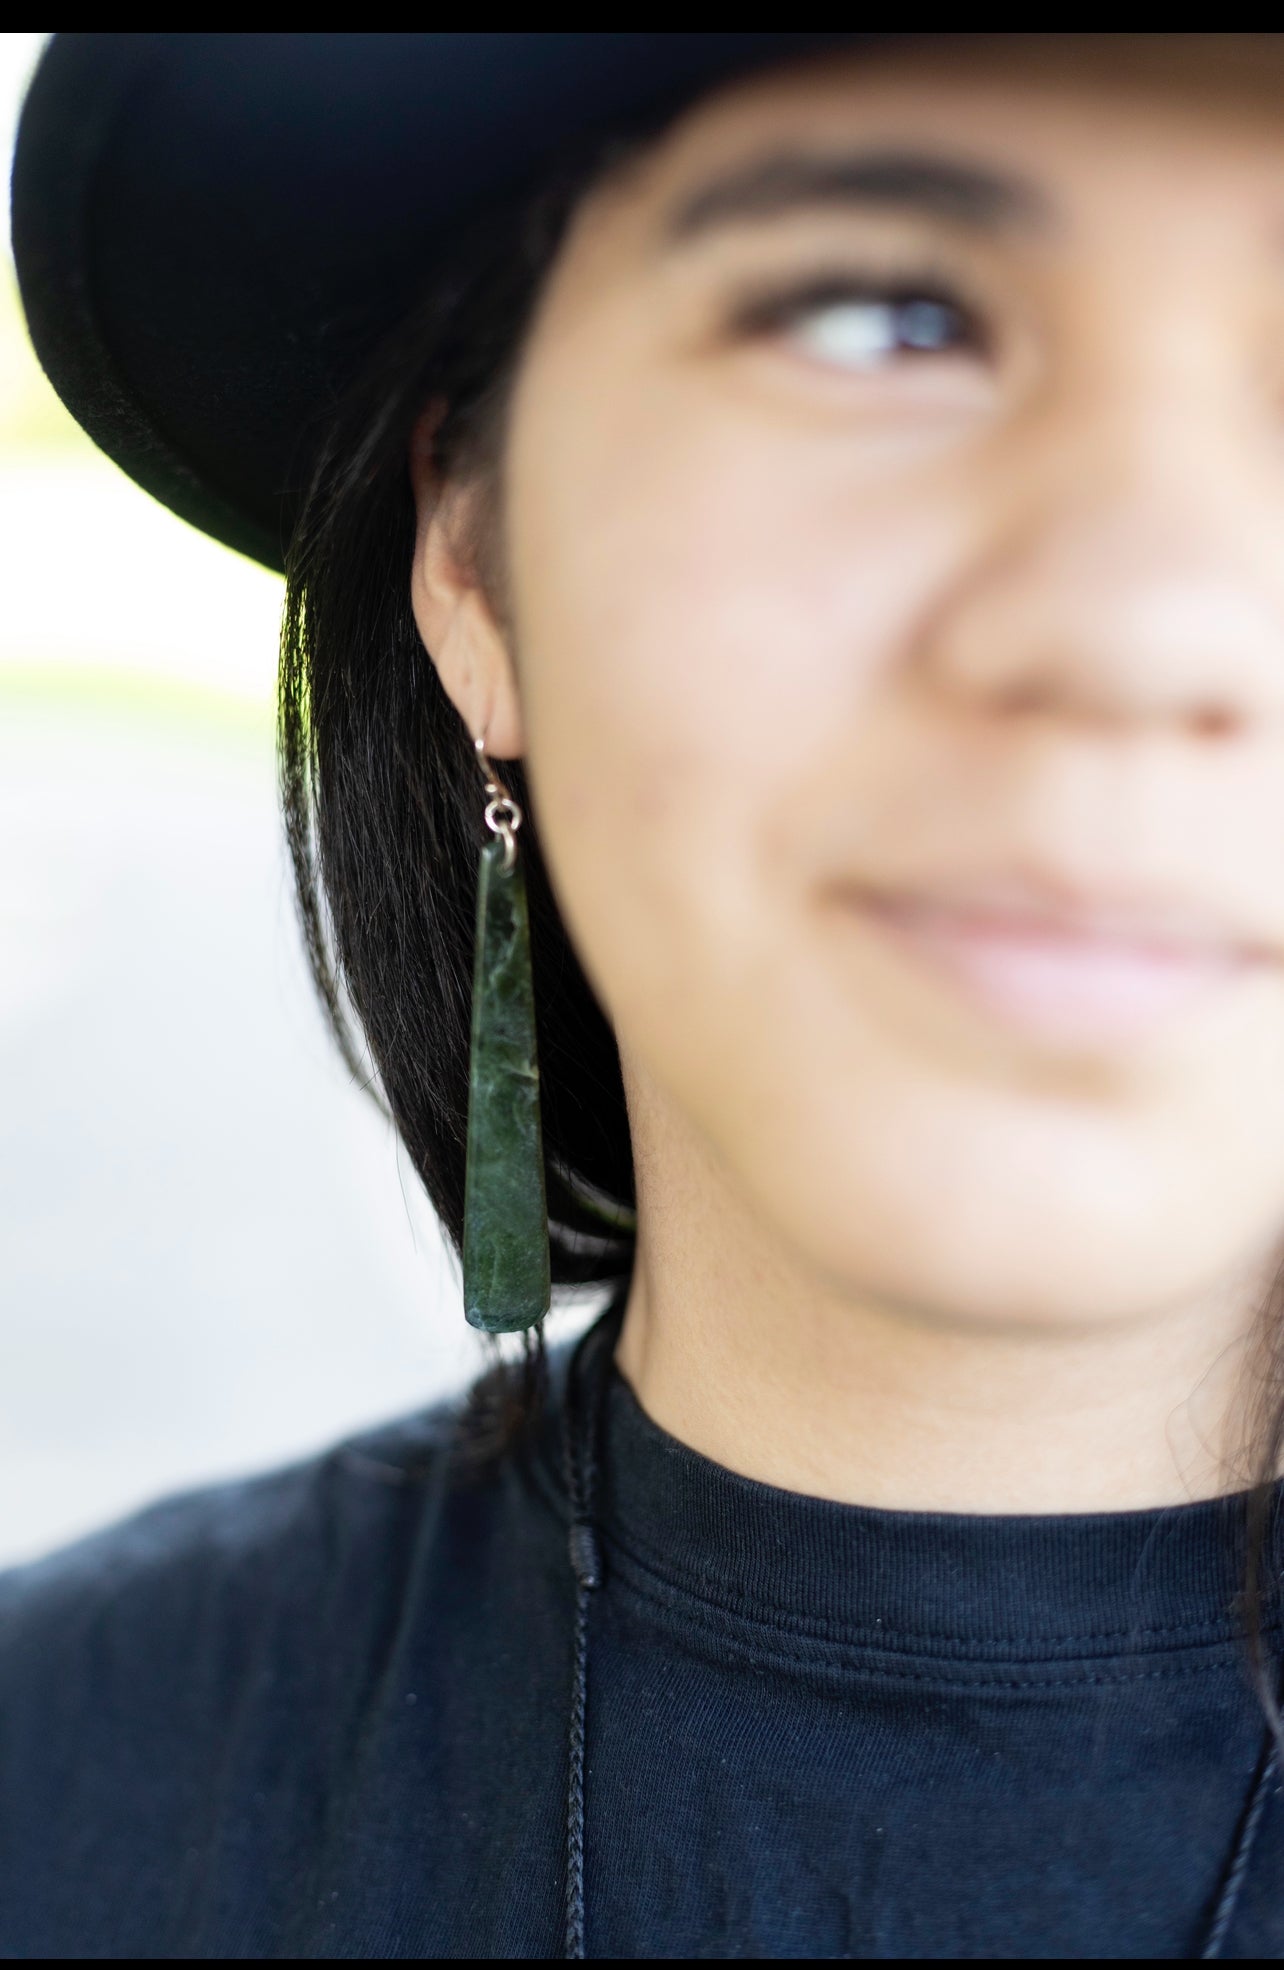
919;433;1284;743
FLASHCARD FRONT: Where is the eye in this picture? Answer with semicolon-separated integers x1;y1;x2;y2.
733;276;986;374
795;294;971;369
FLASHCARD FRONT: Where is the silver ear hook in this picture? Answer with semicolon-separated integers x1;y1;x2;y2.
473;733;523;873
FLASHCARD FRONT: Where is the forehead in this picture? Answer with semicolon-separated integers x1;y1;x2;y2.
576;34;1284;250
665;34;1284;158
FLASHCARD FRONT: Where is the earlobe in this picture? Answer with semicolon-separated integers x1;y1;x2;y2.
408;423;525;758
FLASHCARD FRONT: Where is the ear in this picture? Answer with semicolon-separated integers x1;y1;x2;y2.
408;406;525;757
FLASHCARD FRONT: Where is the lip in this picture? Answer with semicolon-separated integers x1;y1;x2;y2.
837;882;1272;1046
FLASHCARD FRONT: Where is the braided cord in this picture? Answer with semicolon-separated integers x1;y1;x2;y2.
565;1573;594;1959
1201;1738;1278;1959
563;1317;611;1959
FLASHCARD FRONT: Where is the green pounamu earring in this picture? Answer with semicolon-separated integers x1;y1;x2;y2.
462;733;551;1334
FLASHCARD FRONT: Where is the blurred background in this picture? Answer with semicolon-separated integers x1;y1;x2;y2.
0;33;513;1566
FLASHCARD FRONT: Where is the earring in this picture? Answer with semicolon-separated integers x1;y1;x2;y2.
462;733;551;1333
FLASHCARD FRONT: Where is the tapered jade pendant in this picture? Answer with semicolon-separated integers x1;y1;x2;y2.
462;837;551;1332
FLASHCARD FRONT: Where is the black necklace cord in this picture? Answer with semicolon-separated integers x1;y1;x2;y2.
1202;1580;1284;1960
1201;1735;1277;1959
563;1316;612;1960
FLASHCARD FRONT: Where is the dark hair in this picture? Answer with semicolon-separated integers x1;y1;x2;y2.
279;136;1284;1742
280;146;645;1345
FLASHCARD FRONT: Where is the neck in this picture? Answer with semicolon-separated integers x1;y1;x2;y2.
614;1088;1267;1516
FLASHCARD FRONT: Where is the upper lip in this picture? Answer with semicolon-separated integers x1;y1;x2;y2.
842;870;1279;961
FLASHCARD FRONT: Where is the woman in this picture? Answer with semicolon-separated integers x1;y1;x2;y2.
7;30;1284;1957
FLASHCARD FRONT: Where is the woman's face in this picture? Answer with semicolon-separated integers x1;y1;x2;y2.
495;36;1284;1329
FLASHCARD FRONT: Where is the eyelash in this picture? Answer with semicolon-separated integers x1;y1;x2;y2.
727;267;991;365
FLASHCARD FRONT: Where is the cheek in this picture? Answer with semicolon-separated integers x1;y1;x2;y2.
509;372;952;1018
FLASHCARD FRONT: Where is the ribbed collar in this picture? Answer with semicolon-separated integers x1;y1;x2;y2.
562;1306;1282;1666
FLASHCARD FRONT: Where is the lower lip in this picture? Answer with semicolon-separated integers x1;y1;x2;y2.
849;896;1256;1046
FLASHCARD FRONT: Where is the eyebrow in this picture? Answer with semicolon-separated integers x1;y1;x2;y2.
666;147;1057;243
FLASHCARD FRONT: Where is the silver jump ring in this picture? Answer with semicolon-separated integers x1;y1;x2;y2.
484;796;522;872
484;795;522;836
474;734;523;873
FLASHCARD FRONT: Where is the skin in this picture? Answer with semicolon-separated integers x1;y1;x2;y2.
412;35;1284;1512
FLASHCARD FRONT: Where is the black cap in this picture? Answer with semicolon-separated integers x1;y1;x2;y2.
11;33;865;571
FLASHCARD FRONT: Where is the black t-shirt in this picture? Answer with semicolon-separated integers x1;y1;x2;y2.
1;1304;1281;1958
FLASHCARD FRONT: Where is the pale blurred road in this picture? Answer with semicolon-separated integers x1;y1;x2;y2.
0;682;484;1566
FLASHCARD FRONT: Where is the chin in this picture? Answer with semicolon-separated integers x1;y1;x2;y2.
764;1155;1258;1333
